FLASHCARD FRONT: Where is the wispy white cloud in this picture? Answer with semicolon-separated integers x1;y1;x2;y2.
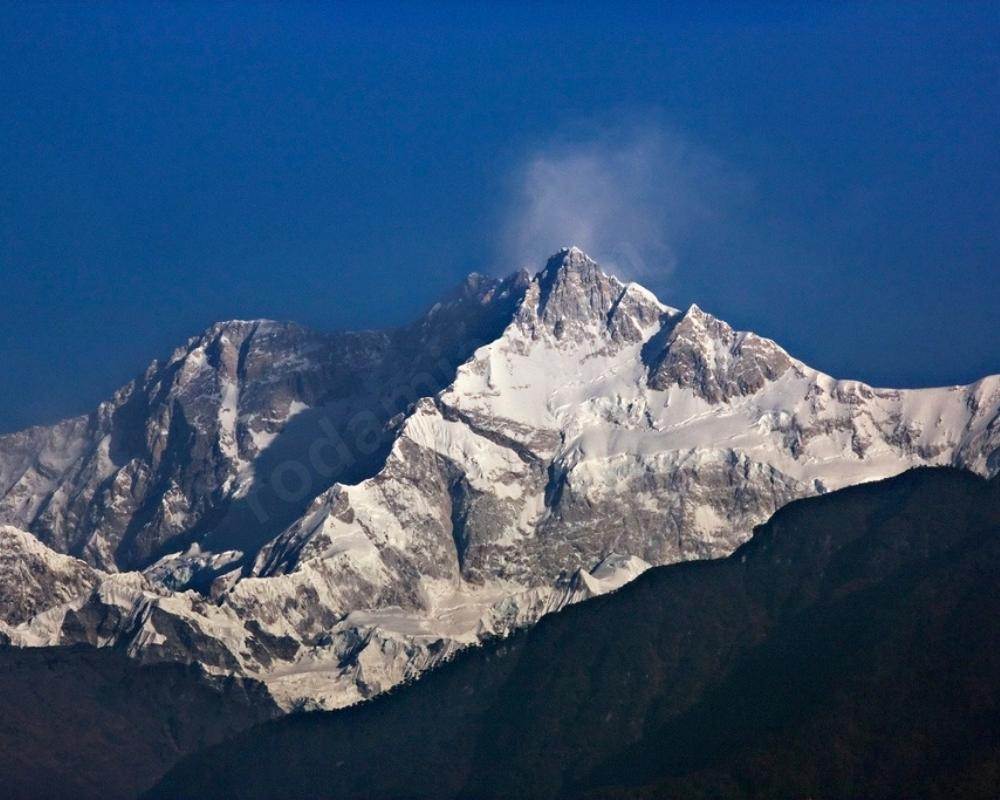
498;122;746;281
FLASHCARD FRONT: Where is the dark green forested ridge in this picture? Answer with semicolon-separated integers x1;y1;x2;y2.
0;645;279;800
147;467;1000;800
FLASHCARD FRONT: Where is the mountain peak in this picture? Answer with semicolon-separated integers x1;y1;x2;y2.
537;246;618;299
540;246;603;281
505;248;671;347
646;302;797;402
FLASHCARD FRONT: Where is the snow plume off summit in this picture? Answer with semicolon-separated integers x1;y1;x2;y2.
499;125;745;281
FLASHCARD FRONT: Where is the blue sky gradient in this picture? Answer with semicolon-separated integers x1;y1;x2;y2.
1;2;997;431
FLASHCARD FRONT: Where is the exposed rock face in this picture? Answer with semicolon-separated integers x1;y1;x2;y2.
647;303;796;402
1;247;998;709
0;525;99;626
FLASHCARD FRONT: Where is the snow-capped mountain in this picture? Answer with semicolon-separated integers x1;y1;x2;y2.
0;272;528;574
1;247;997;708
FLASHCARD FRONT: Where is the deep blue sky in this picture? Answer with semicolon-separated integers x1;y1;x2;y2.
1;3;997;433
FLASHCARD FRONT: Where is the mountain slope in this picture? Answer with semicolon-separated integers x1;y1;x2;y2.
0;271;528;573
1;248;998;709
147;467;1000;800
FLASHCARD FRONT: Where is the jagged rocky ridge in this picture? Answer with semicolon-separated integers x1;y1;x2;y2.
1;247;998;708
0;271;528;574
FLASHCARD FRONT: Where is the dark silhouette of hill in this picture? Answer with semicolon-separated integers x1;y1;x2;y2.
147;467;1000;799
0;645;279;800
